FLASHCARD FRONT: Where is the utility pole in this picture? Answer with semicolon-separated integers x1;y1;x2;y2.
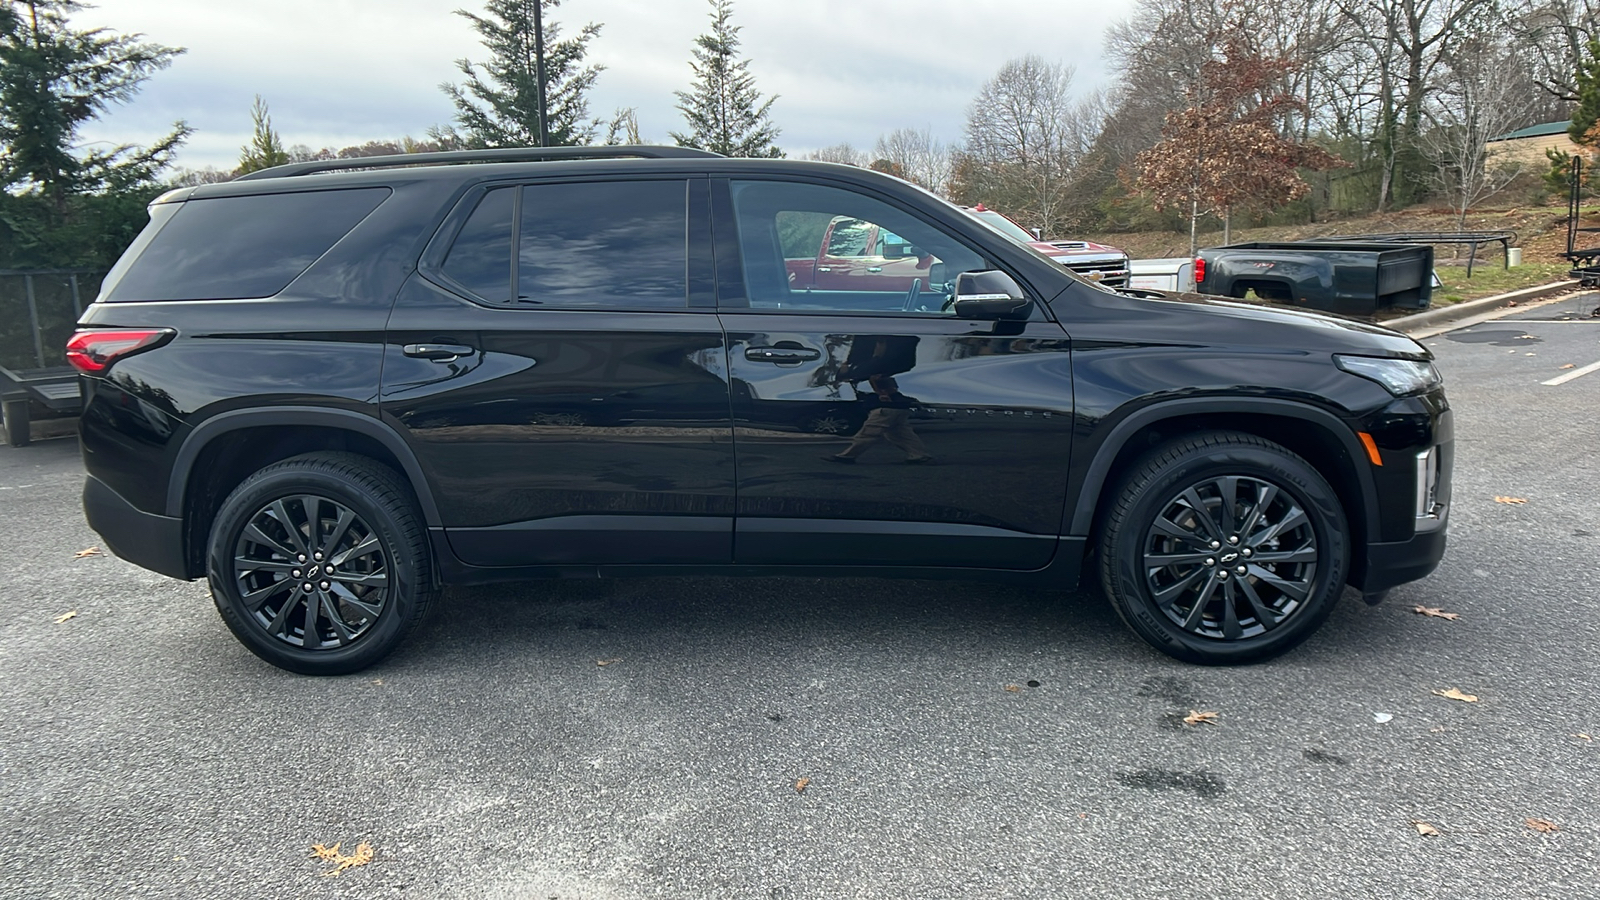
533;0;548;147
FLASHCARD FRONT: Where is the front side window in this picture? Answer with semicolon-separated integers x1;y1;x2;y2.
730;180;989;314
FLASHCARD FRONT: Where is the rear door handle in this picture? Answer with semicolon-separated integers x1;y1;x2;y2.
403;343;475;362
745;345;821;363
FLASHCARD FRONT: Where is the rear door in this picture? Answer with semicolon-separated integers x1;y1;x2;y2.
714;178;1075;570
382;176;735;567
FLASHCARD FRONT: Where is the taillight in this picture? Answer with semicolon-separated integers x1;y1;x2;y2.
65;328;174;374
1193;257;1206;284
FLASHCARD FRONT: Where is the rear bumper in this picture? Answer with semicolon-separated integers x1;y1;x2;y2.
83;475;190;580
1358;524;1447;593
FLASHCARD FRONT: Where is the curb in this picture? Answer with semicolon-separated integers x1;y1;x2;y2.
1385;280;1579;334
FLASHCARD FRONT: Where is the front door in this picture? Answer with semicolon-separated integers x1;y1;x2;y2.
717;178;1074;569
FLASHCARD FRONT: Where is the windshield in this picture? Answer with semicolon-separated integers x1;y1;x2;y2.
967;209;1037;244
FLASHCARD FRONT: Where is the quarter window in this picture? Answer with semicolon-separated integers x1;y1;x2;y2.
105;188;390;302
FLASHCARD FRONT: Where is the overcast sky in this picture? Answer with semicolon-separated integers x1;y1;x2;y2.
72;0;1138;173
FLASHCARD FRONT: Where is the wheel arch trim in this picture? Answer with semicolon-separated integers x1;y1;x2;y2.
1066;397;1378;537
165;406;442;526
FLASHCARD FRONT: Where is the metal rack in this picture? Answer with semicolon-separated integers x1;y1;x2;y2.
1564;156;1600;288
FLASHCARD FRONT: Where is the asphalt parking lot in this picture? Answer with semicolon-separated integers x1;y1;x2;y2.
2;296;1597;899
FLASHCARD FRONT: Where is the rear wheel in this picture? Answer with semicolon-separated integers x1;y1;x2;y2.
207;453;435;675
1099;432;1348;664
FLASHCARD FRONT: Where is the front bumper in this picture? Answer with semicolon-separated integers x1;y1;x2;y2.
83;475;190;580
1358;524;1448;593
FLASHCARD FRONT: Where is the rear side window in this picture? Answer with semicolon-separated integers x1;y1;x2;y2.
436;180;688;310
105;188;390;302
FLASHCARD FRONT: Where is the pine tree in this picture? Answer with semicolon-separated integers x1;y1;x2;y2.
236;96;290;174
436;0;603;148
0;0;188;268
670;0;781;158
0;0;188;207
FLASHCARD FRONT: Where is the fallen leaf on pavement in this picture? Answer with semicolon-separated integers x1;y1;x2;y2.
1411;820;1441;836
1559;364;1576;370
73;547;101;559
1412;606;1460;620
596;658;621;667
1183;710;1219;726
1574;733;1592;742
1003;684;1020;692
794;777;810;794
1493;496;1528;505
53;610;77;624
1432;688;1479;703
310;841;374;877
1525;818;1559;834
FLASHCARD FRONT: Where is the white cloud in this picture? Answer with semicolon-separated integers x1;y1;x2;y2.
72;0;1135;171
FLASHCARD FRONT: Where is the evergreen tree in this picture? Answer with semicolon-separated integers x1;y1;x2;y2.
671;0;781;158
0;0;188;207
1571;39;1600;146
0;0;188;268
436;0;604;148
236;96;290;174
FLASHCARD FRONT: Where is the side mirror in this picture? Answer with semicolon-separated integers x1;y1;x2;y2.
952;270;1033;320
1030;227;1043;241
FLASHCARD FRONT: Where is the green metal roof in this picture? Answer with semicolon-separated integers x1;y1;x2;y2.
1487;121;1574;142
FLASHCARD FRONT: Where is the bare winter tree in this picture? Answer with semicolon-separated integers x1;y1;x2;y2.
1505;0;1600;102
872;127;953;196
805;143;868;166
1422;37;1533;231
958;56;1099;235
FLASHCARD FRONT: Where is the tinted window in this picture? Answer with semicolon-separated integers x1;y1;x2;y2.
730;180;989;314
441;187;514;302
106;188;389;302
517;180;686;309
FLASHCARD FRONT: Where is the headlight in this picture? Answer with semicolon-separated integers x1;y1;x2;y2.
1334;355;1442;396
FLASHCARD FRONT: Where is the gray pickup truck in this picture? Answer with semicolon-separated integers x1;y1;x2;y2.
1195;241;1433;316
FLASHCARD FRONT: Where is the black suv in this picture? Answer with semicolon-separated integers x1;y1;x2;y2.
71;147;1452;674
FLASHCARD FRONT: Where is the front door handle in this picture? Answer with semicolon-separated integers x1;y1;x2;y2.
403;343;475;362
745;345;821;363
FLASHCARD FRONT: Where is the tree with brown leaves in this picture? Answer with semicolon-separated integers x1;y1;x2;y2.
1135;32;1346;256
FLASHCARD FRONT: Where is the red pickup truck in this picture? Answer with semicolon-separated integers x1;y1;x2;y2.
783;208;1129;295
960;205;1130;287
785;217;931;293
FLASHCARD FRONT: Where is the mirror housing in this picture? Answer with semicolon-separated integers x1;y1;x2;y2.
952;270;1033;320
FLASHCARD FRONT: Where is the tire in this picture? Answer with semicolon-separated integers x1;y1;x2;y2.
206;452;435;675
2;399;30;447
1098;432;1348;665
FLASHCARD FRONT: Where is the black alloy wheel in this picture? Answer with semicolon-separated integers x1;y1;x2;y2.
232;494;388;650
208;453;434;675
1100;432;1348;664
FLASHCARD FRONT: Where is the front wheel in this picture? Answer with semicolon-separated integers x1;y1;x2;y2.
1099;432;1348;664
207;453;435;675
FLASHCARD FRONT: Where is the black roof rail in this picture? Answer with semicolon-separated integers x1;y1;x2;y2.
234;145;724;181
